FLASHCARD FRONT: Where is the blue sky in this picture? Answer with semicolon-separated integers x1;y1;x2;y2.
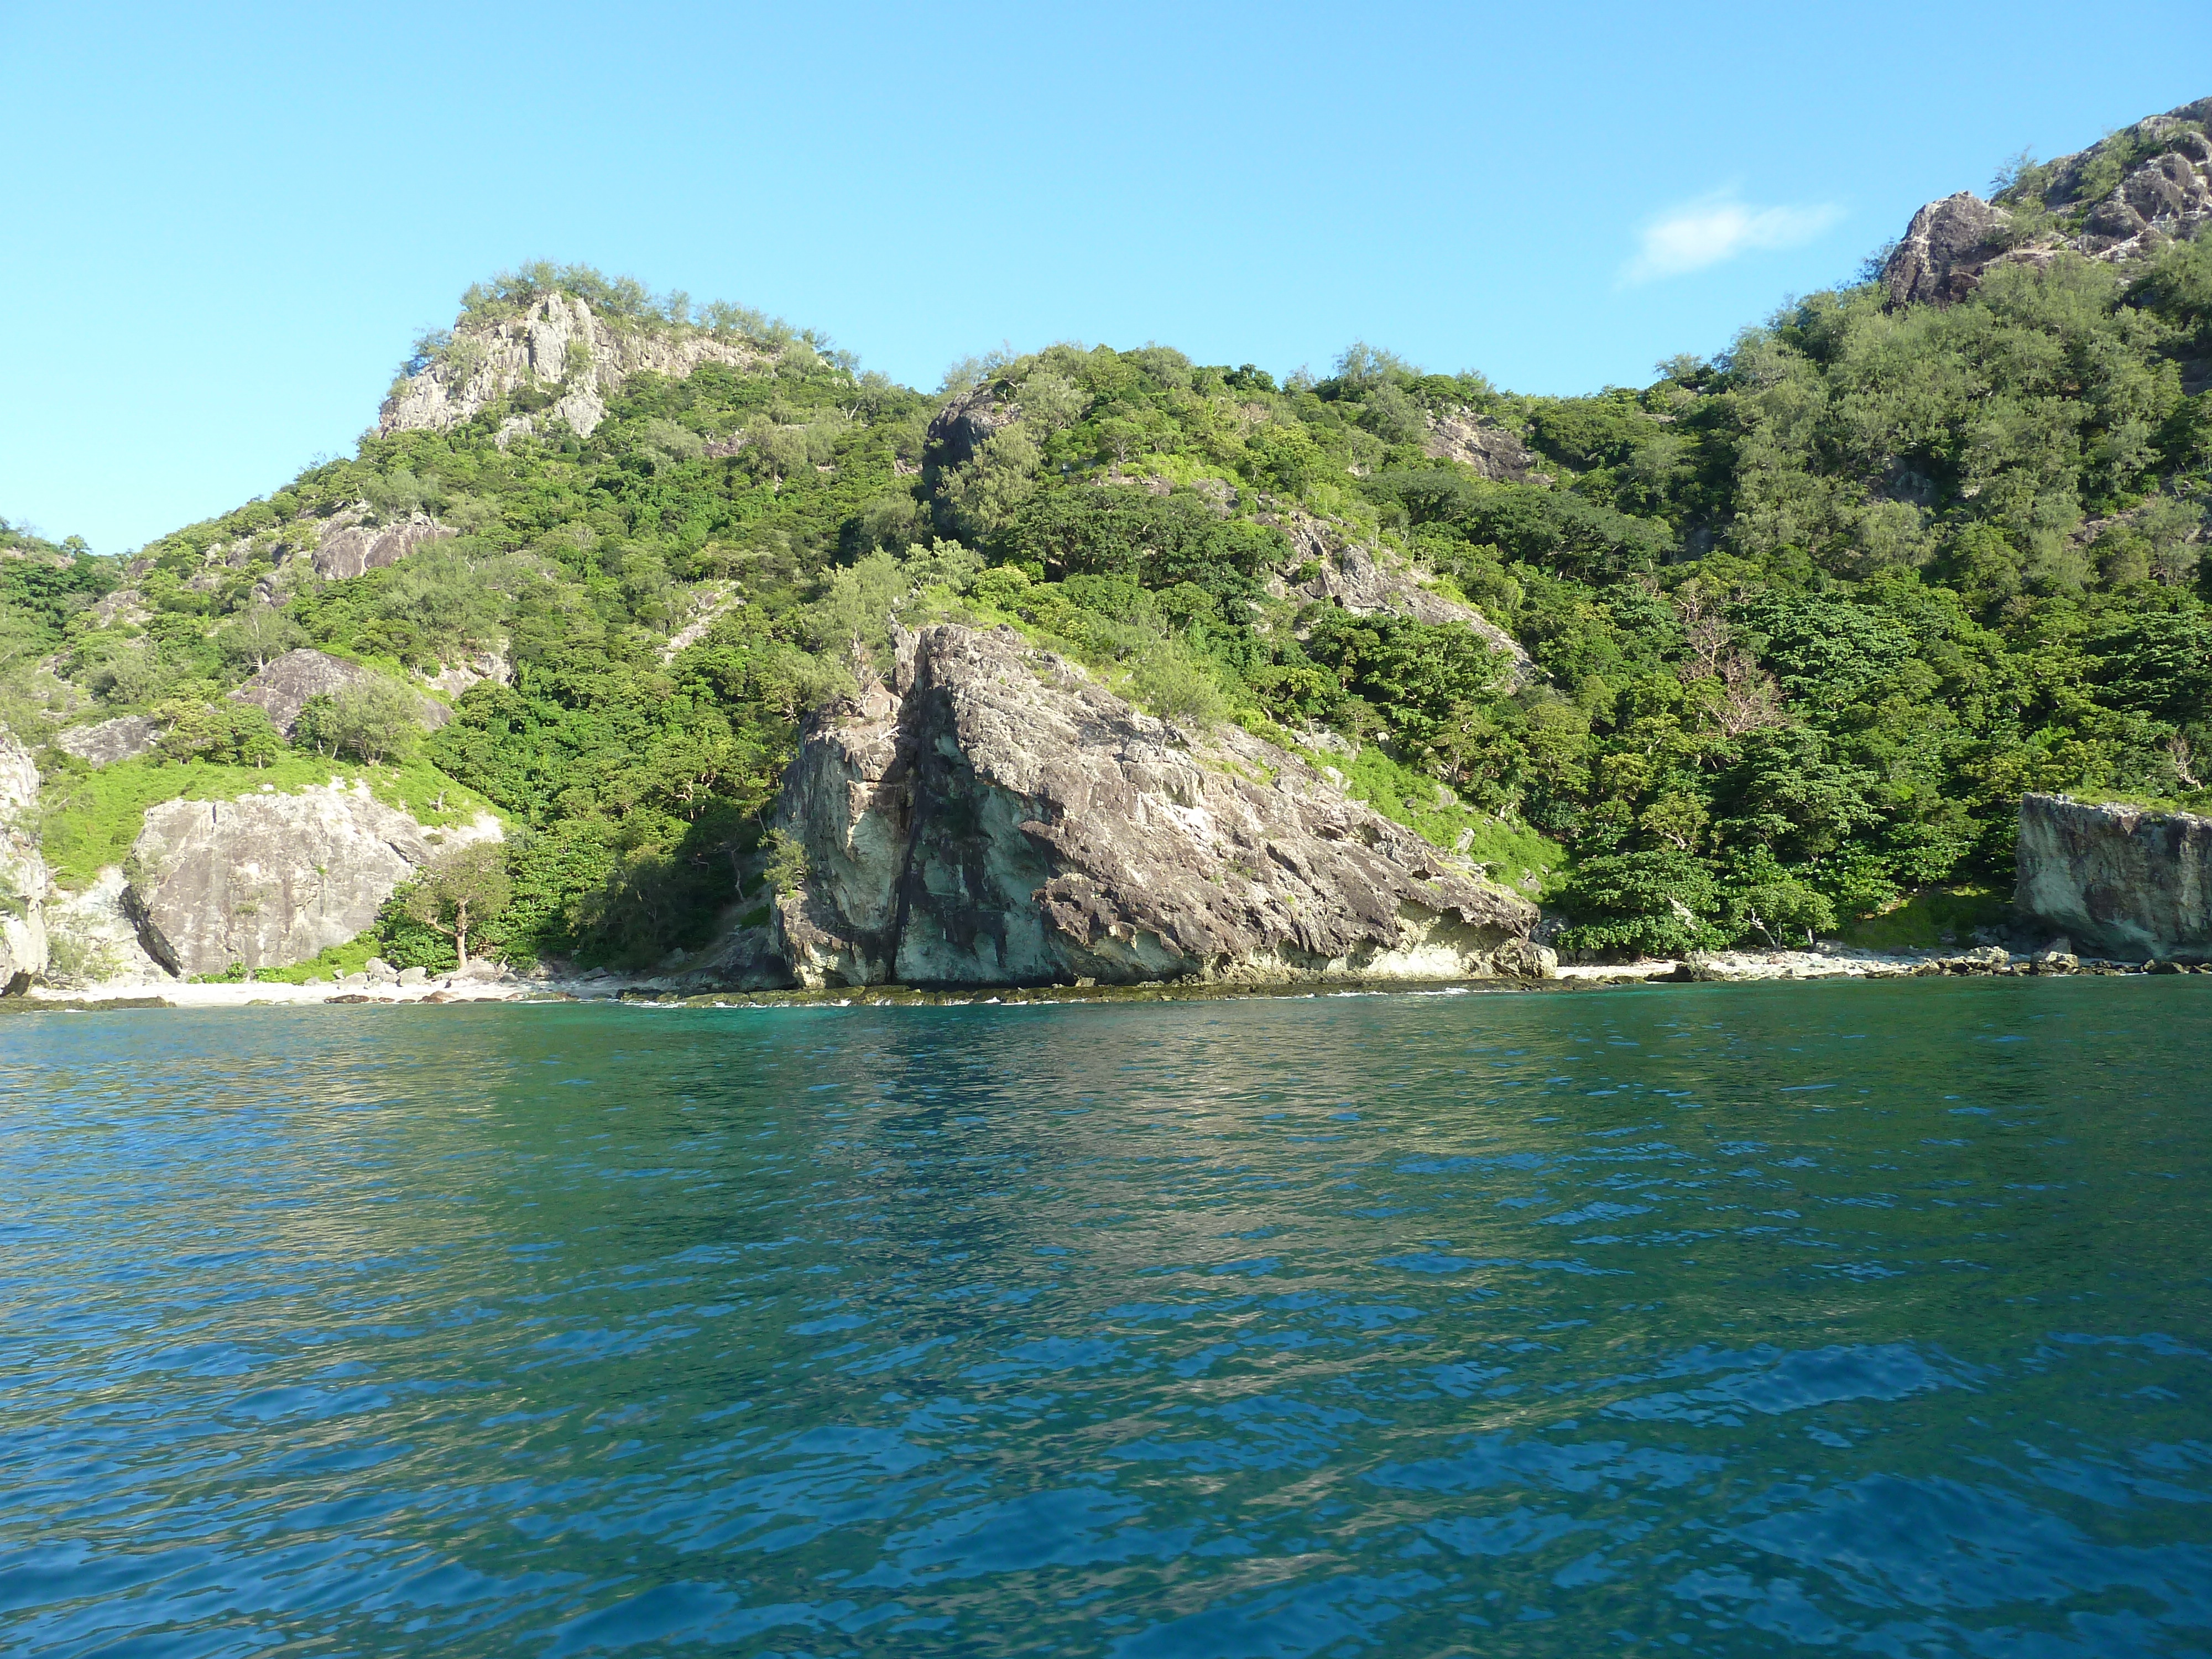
4;1;2206;553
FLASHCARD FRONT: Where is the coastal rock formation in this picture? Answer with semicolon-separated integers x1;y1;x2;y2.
378;292;770;441
232;649;451;738
40;867;175;985
771;623;1542;988
1882;97;2212;307
0;729;50;989
2015;792;2211;960
53;713;164;768
126;781;502;977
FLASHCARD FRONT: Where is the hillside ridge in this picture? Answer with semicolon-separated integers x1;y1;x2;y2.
3;95;2210;988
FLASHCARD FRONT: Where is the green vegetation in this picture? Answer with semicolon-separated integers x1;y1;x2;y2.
33;748;489;889
7;222;2211;966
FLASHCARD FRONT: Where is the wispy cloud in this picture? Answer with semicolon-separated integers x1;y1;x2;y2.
1621;194;1845;285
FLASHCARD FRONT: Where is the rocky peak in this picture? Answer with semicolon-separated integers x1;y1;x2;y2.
378;291;772;444
1881;97;2211;308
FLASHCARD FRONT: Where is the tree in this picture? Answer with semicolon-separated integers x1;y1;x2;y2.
293;678;424;765
401;842;512;969
216;604;305;672
152;698;283;768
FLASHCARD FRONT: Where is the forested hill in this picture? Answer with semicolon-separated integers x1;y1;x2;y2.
4;99;2211;974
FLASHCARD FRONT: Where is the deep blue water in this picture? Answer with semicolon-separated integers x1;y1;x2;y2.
3;978;2210;1657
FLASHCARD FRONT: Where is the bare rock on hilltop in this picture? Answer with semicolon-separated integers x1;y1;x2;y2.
379;292;771;442
1882;98;2212;308
771;623;1543;988
1883;192;2020;308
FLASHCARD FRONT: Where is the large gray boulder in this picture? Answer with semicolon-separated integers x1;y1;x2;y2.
771;623;1542;988
127;781;502;977
1268;516;1533;684
232;649;451;738
2015;793;2212;960
1882;192;2017;308
311;511;455;580
1423;411;1542;482
924;382;1019;472
53;713;165;767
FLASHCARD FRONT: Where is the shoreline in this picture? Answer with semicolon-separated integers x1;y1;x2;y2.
7;944;2206;1014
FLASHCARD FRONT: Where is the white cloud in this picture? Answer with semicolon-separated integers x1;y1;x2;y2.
1621;195;1845;284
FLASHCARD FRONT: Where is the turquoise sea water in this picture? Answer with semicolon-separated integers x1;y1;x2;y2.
3;979;2210;1657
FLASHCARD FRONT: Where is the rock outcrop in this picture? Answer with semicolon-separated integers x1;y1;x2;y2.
1882;98;2212;308
310;509;456;580
0;729;50;989
53;713;164;768
1266;510;1534;684
771;623;1543;988
126;781;503;978
1883;192;2021;308
378;293;770;442
2015;793;2211;961
924;382;1020;472
232;649;451;738
41;868;174;985
1423;411;1542;482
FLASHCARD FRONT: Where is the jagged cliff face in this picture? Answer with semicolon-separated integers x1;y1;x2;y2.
378;293;771;445
2015;793;2211;959
1882;97;2212;307
772;624;1545;988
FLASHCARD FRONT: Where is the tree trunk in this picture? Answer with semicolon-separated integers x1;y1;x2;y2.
455;899;471;969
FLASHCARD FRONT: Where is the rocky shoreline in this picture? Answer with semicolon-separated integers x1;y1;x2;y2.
8;940;2205;1015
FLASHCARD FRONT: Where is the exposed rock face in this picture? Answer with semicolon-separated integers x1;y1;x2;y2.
53;713;164;768
2015;793;2212;959
1267;511;1535;684
419;648;512;698
41;867;173;985
311;510;456;580
1882;99;2212;307
1883;192;2020;308
233;649;452;738
128;781;503;977
0;729;49;988
925;383;1018;471
1423;411;1542;482
772;624;1542;988
378;293;770;442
